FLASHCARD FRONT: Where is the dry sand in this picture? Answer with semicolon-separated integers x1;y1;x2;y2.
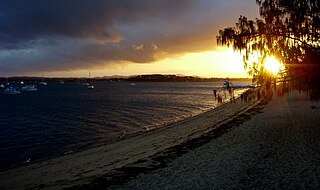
0;90;260;190
111;90;320;190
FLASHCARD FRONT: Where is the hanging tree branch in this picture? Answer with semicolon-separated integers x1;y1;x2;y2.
216;0;320;84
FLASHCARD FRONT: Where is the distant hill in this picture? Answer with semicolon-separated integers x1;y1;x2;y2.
128;74;252;82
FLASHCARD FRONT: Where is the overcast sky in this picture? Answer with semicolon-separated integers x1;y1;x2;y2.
0;0;259;77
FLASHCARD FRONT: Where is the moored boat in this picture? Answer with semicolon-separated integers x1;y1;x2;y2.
2;87;21;95
222;79;256;89
223;80;230;89
21;85;37;92
39;81;47;85
39;73;47;85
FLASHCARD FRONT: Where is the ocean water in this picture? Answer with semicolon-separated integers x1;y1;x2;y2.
0;81;249;171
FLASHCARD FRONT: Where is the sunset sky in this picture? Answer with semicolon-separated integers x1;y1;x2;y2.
0;0;259;78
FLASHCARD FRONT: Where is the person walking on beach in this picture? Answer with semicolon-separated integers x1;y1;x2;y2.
213;89;217;100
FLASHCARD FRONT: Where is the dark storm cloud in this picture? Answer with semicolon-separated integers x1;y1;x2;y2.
0;0;258;75
0;0;138;43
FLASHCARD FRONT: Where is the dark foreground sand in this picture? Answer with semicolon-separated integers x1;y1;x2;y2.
1;89;320;190
112;90;320;190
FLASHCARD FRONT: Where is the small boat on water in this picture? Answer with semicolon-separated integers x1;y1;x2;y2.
0;84;4;89
21;85;37;92
222;79;256;89
39;73;47;85
223;80;230;89
2;87;21;95
39;81;47;85
130;83;136;86
84;72;94;89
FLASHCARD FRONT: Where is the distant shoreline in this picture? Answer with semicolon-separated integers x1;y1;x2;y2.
0;74;252;83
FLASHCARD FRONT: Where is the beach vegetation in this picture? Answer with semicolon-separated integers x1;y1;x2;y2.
217;0;320;86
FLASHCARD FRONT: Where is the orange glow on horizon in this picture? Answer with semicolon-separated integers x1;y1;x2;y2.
41;48;250;78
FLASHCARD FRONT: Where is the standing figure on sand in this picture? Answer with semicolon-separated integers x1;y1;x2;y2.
213;79;255;103
213;90;224;103
213;79;232;103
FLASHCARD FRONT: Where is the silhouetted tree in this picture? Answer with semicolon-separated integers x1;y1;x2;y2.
217;0;320;85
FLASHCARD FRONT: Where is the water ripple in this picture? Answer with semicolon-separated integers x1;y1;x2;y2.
0;81;249;171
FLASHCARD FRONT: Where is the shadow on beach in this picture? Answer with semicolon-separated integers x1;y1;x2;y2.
275;80;320;102
107;83;320;190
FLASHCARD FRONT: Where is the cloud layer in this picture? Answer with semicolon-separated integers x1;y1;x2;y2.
0;0;258;75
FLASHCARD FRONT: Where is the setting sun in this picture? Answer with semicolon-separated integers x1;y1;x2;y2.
264;56;283;75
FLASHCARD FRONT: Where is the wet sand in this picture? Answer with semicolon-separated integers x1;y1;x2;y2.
112;90;320;189
0;90;260;190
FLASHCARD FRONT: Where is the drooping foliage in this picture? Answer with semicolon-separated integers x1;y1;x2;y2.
217;0;320;85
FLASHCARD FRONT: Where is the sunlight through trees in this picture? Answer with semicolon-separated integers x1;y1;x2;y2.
217;0;320;85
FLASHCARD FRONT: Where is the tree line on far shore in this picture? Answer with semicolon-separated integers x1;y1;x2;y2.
0;75;252;83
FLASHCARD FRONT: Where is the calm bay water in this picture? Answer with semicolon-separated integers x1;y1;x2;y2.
0;81;248;170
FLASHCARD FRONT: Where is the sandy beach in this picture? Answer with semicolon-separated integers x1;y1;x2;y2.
111;90;320;190
1;88;320;189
